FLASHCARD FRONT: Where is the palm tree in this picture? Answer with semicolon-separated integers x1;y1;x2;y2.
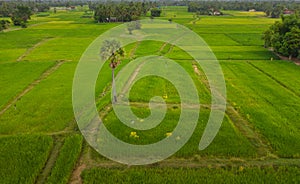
100;39;125;103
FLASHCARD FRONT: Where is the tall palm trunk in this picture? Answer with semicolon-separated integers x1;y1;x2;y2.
112;68;117;103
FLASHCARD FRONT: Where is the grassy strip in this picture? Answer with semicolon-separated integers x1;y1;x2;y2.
46;134;83;184
0;134;53;184
82;166;300;184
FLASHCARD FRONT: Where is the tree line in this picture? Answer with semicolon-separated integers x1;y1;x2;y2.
187;1;300;18
90;1;156;23
0;1;156;30
0;2;50;17
0;1;51;29
0;0;94;30
263;14;300;60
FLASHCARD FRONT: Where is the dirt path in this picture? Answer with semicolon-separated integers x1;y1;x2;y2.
69;42;176;183
89;157;300;169
226;106;272;156
271;50;300;65
119;61;147;96
70;164;86;184
71;50;298;182
3;22;47;33
3;27;22;32
160;157;300;168
159;42;168;52
118;101;208;110
193;63;201;75
120;42;174;98
45;130;74;136
68;41;148;155
17;37;55;62
129;41;141;59
0;61;65;116
36;135;64;184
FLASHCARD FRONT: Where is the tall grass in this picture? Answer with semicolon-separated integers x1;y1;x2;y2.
82;166;300;184
46;134;83;184
0;135;53;184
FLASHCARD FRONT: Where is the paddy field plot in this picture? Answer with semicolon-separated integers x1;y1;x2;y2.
0;5;299;183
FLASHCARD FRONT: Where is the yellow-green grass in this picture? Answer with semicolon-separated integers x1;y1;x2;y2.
157;6;195;25
129;76;180;103
127;61;211;105
0;7;299;182
165;45;276;61
0;62;55;109
134;40;165;57
222;61;300;157
250;60;300;96
199;34;264;47
46;134;83;184
161;6;193;19
0;10;119;64
28;15;59;25
0;62;76;134
225;33;265;46
213;50;276;60
103;108;256;157
194;16;278;25
199;34;240;46
0;135;53;184
23;37;94;62
192;24;271;34
82;166;300;184
223;10;267;17
0;48;27;63
0;30;45;50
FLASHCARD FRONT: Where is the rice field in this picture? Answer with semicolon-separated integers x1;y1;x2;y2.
0;5;299;184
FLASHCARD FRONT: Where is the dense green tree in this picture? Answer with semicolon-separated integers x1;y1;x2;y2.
11;5;32;26
281;27;300;59
187;1;300;17
151;8;161;17
94;4;109;23
270;5;284;18
0;19;10;31
94;2;151;23
262;29;273;48
263;14;300;59
0;2;11;17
